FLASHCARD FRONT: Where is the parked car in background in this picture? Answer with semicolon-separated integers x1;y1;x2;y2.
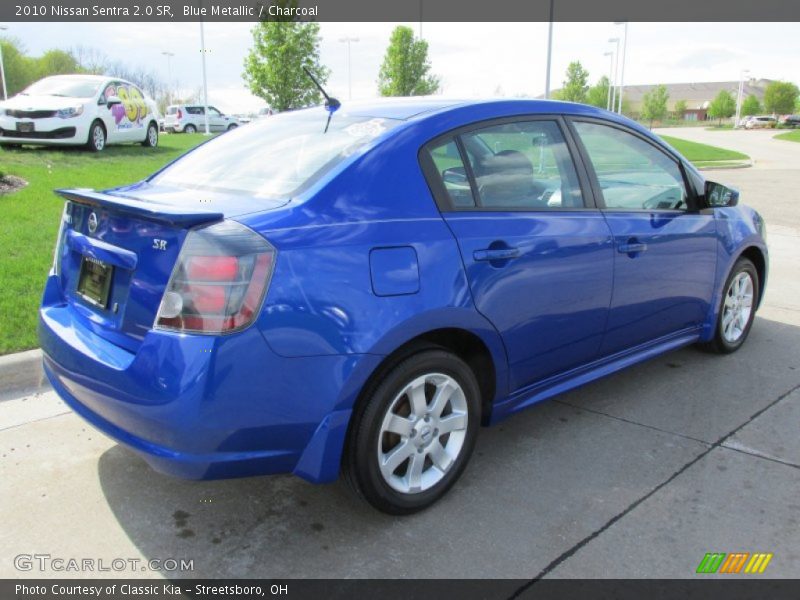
164;104;239;133
256;106;274;119
0;74;160;151
743;115;777;129
40;99;768;514
779;114;800;128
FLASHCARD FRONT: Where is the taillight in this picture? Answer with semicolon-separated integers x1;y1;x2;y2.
155;220;275;334
52;202;71;277
177;109;183;120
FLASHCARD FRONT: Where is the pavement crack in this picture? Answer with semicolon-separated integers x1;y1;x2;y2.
509;380;800;598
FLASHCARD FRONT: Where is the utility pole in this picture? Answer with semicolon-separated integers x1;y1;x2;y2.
608;37;620;112
544;0;554;99
615;22;628;114
161;51;174;104
0;25;9;101
604;51;614;110
199;18;210;135
339;37;359;101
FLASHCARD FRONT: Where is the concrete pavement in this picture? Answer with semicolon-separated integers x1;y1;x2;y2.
1;129;798;580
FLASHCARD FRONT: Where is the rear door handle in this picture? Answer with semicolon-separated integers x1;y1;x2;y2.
473;247;520;262
617;241;648;255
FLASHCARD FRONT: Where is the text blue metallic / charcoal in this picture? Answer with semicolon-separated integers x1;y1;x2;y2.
38;99;767;503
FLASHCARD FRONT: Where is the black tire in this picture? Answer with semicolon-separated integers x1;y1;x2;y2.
183;124;197;134
142;122;158;147
86;120;106;152
700;257;759;354
227;123;238;131
343;348;481;515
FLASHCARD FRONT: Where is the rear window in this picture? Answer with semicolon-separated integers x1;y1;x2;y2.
152;109;399;198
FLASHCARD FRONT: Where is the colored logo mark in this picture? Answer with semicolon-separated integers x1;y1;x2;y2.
696;552;773;574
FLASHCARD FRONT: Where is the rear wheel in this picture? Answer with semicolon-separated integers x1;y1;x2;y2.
344;348;480;514
142;122;158;147
86;121;106;152
184;124;197;134
700;257;759;353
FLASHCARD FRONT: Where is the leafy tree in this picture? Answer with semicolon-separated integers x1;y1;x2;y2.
740;94;761;117
559;61;590;103
641;84;669;128
243;5;328;112
673;99;687;120
707;90;736;125
763;81;800;115
585;76;610;109
378;26;439;96
34;50;81;80
0;38;37;97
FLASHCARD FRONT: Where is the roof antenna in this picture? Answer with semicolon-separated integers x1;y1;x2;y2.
303;66;340;133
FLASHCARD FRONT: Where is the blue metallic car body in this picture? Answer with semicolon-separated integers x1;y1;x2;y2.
39;99;767;485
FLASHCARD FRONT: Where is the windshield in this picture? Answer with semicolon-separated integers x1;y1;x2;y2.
22;76;102;99
152;109;399;197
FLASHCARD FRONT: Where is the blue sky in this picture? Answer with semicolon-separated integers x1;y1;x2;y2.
4;22;799;112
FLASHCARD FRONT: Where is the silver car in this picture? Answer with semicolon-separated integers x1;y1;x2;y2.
164;104;239;133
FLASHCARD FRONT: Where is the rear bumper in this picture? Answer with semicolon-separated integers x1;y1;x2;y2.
39;275;380;482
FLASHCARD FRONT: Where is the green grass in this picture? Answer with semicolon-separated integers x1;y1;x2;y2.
0;133;210;354
659;135;749;162
774;130;800;142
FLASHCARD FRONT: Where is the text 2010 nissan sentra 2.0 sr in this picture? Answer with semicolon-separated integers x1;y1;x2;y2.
39;98;767;514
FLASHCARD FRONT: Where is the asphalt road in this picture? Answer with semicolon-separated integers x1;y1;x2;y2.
1;128;798;580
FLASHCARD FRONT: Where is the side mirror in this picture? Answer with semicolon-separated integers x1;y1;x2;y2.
442;167;468;185
705;180;739;208
105;96;122;107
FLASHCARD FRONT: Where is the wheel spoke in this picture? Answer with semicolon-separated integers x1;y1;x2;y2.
408;381;428;417
406;451;425;492
439;413;467;434
385;413;414;437
428;440;453;472
429;381;455;418
381;440;414;476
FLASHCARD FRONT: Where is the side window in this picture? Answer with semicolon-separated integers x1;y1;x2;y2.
187;106;204;115
460;120;584;210
209;107;222;116
573;121;688;211
427;139;477;208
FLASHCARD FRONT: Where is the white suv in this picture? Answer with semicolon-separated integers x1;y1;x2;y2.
743;115;776;129
164;104;239;133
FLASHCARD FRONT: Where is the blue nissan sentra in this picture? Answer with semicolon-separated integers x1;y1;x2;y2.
39;99;767;514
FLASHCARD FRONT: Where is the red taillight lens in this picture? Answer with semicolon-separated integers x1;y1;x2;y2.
177;109;183;119
155;221;275;334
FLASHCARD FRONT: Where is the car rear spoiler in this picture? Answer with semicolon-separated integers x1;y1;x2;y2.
56;189;224;227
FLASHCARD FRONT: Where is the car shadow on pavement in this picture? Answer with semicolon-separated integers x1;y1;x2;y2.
96;316;800;579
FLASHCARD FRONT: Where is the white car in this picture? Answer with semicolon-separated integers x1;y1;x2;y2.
163;104;239;133
0;74;160;151
743;115;776;129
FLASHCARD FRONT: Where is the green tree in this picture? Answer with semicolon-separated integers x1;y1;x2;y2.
378;26;439;96
740;94;761;117
0;38;37;97
763;81;800;115
707;90;736;126
585;75;610;109
34;50;81;80
673;99;687;120
641;84;669;128
559;61;590;103
243;8;328;112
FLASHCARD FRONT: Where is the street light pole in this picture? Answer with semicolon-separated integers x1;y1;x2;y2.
604;51;614;111
199;19;210;135
615;22;628;114
0;25;9;101
735;69;749;128
608;37;620;112
544;0;554;99
161;51;174;103
338;37;359;101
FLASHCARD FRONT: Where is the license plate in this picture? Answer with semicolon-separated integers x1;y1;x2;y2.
16;122;34;133
76;256;113;309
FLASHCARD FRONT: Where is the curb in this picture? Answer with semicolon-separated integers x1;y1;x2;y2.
696;159;754;171
0;348;47;399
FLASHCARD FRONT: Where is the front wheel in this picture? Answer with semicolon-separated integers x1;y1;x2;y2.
227;123;238;131
86;121;106;152
142;122;158;147
344;348;481;515
700;257;759;353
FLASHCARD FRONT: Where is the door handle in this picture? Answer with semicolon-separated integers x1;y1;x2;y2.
617;240;648;255
473;247;521;262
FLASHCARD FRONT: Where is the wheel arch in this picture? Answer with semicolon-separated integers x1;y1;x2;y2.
739;245;767;308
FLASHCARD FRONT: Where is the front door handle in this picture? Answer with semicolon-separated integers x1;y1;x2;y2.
473;247;521;262
617;240;648;255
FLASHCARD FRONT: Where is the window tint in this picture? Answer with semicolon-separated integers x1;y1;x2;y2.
209;107;222;116
573;121;688;210
186;106;204;115
167;106;178;115
460;120;583;210
427;139;477;208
